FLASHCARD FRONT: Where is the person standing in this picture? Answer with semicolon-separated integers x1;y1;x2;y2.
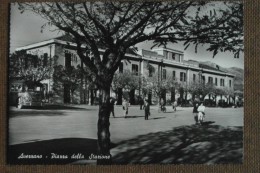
193;102;199;124
123;98;129;118
144;99;150;120
139;97;144;110
109;97;115;118
197;102;206;124
160;98;165;112
172;100;177;112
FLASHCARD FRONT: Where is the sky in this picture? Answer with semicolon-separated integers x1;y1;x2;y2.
10;3;244;69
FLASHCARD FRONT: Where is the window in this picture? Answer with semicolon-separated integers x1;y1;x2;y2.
220;79;225;86
202;76;205;84
215;78;218;86
162;69;167;80
149;69;153;77
172;53;175;60
33;56;38;68
208;77;213;84
229;80;232;87
180;72;186;82
72;54;78;63
43;53;48;67
167;52;171;59
119;62;123;73
132;64;138;76
172;70;176;79
148;63;154;77
24;57;28;69
193;74;196;82
65;53;72;69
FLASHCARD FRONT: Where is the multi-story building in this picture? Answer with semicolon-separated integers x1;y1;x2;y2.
11;35;235;106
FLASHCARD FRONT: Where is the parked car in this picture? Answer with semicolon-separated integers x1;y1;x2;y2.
17;91;43;109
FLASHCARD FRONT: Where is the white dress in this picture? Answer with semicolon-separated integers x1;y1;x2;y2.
197;105;205;122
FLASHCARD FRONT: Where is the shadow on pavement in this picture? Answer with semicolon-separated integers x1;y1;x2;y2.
201;121;216;126
111;125;243;164
149;117;166;120
163;111;177;113
39;105;89;110
8;138;98;164
9;110;67;118
9;105;91;117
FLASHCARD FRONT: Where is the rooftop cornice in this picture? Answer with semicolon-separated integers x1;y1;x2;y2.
16;39;140;58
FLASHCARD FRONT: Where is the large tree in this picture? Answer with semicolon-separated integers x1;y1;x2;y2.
19;1;243;164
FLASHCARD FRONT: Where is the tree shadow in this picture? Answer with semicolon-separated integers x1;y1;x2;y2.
148;117;166;120
201;121;216;126
7;138;98;165
8;110;67;118
124;115;144;118
39;105;89;110
163;111;177;113
111;125;243;164
9;105;91;117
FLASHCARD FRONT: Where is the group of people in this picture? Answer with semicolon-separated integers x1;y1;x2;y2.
109;97;206;123
109;97;151;120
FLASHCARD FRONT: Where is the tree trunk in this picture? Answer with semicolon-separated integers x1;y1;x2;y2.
90;90;94;105
184;91;188;106
192;92;195;102
148;91;152;105
117;88;122;105
97;86;112;165
129;89;135;105
171;88;175;102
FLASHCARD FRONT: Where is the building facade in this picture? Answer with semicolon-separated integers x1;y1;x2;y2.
12;36;235;106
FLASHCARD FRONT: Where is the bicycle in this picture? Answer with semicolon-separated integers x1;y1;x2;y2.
158;105;167;113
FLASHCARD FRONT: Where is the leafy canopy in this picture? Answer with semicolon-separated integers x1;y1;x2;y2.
18;1;243;87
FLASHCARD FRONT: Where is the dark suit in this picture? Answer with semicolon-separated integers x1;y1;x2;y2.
144;102;150;120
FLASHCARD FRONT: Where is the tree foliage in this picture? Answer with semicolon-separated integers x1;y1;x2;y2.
181;2;243;58
112;70;139;91
18;1;243;88
9;50;52;85
143;71;179;101
52;65;83;97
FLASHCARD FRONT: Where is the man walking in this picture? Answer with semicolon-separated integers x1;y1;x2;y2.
193;102;199;124
172;100;177;112
123;98;129;118
144;99;150;120
109;97;115;118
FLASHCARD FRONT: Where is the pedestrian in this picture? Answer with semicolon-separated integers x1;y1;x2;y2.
109;97;115;118
144;99;150;120
139;97;144;110
123;98;129;118
160;98;165;112
193;102;199;124
172;100;177;112
197;102;206;124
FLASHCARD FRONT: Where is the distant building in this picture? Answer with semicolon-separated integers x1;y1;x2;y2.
12;35;235;106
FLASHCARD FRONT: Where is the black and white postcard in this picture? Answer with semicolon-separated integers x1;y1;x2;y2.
8;1;244;165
